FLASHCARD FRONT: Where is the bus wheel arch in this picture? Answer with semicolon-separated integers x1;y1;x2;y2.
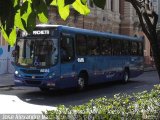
77;70;88;90
122;67;130;83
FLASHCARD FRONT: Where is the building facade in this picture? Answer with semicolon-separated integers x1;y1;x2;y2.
47;0;121;33
158;0;160;26
0;35;14;74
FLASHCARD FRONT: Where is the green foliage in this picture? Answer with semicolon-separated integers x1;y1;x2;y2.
32;0;48;23
57;0;70;20
0;0;92;46
44;84;160;120
72;0;90;15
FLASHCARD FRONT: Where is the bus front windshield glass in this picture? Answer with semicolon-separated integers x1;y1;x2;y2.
15;38;58;67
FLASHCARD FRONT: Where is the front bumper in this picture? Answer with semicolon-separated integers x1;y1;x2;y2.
14;77;57;88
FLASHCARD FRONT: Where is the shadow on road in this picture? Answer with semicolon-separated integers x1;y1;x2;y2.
17;79;152;107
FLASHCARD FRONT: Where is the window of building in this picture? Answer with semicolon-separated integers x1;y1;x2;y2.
89;0;94;8
111;0;114;11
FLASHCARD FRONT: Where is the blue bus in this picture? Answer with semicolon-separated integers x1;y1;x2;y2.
13;24;144;91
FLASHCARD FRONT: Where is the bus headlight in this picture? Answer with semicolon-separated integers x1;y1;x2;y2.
48;73;55;79
14;71;22;77
15;71;19;75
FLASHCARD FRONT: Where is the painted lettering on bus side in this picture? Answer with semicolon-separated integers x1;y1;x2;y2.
40;69;50;73
105;72;115;78
77;58;85;63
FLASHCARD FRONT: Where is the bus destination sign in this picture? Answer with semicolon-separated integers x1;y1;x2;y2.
33;30;50;35
21;30;50;37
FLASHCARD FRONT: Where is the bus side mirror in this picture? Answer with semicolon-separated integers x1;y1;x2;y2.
11;61;15;66
12;50;16;57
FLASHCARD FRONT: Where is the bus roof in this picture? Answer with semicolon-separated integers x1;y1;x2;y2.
36;24;143;42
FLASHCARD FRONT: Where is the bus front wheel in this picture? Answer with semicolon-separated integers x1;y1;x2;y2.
77;74;87;91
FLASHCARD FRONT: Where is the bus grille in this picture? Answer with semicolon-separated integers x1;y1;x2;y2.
25;80;42;85
21;69;42;74
25;76;44;79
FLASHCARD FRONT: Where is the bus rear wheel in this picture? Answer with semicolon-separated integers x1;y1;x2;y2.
122;70;129;83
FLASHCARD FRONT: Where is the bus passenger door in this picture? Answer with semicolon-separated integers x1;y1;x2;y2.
59;34;76;88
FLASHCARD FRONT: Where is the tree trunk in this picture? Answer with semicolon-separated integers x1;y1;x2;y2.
150;35;160;81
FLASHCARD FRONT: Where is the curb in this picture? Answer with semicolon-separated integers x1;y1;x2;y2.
0;85;15;88
144;67;156;72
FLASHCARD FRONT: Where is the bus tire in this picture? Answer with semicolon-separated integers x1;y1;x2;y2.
122;70;129;83
77;73;88;91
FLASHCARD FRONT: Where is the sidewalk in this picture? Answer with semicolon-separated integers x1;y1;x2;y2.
0;94;55;114
144;66;156;72
143;63;156;72
0;67;156;88
0;74;14;88
0;74;56;115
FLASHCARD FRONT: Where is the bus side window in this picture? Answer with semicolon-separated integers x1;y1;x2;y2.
131;41;138;55
87;36;100;56
76;34;87;56
60;34;74;63
123;40;129;55
138;42;143;56
99;37;111;56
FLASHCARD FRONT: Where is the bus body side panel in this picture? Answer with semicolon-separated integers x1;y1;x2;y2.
75;56;95;85
57;30;78;89
75;56;128;85
92;56;143;83
94;56;128;83
58;61;78;89
92;56;116;83
129;56;144;78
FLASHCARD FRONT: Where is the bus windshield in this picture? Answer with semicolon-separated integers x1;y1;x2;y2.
15;38;58;68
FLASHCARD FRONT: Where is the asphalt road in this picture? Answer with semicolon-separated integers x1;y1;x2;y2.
0;71;159;107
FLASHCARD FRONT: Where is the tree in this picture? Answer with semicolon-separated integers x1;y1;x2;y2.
125;0;160;80
0;0;159;80
0;0;90;46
